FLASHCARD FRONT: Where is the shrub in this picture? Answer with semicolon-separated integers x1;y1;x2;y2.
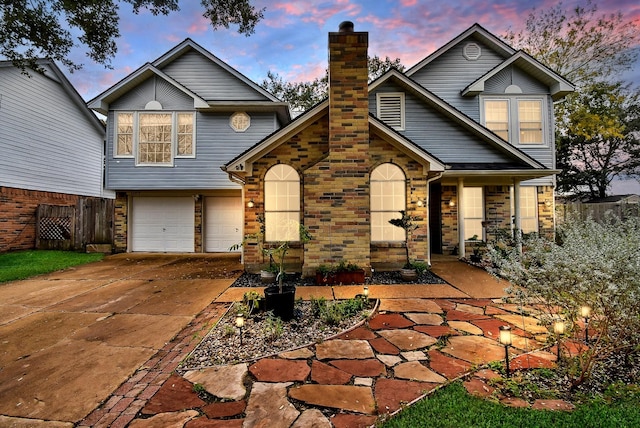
487;214;640;389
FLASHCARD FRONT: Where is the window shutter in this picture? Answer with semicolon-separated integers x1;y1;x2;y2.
377;93;405;130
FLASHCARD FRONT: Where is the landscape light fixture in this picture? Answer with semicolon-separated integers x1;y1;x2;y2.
363;286;369;298
580;305;591;343
553;320;566;361
498;325;513;377
235;314;245;345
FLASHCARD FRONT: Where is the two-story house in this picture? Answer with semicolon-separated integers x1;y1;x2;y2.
88;39;290;253
223;22;573;275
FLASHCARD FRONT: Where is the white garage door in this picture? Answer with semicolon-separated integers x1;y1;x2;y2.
131;197;194;252
205;197;242;252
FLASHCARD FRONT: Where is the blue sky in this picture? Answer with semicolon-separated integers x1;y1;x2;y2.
60;0;639;193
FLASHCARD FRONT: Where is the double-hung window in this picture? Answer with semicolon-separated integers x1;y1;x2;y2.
114;111;195;165
482;97;546;146
264;164;301;242
371;163;406;241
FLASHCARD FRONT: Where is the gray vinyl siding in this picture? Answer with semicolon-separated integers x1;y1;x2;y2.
105;111;278;190
370;84;512;164
160;50;270;101
410;38;507;120
483;67;548;94
110;77;195;110
0;65;110;198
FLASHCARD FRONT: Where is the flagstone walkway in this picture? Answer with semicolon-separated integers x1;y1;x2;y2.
113;296;566;428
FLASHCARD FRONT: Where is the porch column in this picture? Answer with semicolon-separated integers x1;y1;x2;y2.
513;179;523;253
457;177;465;259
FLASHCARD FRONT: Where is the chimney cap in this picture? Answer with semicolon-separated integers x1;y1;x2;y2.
339;21;354;32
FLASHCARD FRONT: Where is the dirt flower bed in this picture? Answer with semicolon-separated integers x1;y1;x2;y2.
180;298;376;369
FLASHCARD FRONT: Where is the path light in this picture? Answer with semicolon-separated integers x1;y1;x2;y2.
498;325;512;377
363;286;369;298
580;305;591;343
553;319;566;361
235;314;245;346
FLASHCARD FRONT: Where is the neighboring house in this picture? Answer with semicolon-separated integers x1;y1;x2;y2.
223;22;574;275
0;59;112;252
88;39;290;253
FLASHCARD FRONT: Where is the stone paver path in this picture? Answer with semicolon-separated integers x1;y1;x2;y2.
119;297;567;427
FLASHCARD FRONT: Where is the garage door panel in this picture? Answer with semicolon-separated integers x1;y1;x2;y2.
132;197;194;252
205;197;242;252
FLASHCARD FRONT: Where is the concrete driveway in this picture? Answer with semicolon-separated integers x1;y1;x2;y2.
0;253;241;424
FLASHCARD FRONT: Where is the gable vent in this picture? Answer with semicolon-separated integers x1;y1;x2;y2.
463;42;482;60
377;92;405;130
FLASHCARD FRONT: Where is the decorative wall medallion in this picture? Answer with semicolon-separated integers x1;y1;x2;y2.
230;112;251;132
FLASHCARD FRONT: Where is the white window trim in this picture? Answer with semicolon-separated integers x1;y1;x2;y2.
480;96;549;147
376;92;405;131
113;111;196;166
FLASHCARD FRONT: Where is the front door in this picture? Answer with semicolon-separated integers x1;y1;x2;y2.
429;182;443;254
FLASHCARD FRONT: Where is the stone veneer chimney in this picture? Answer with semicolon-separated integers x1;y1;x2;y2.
303;21;371;274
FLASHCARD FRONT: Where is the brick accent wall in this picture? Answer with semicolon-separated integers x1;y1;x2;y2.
441;185;458;255
0;186;80;252
113;192;128;253
538;186;555;240
194;197;203;253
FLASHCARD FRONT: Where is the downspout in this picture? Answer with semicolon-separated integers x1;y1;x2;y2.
425;172;443;267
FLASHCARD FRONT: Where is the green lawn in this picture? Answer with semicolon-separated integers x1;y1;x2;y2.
380;382;640;428
0;250;104;283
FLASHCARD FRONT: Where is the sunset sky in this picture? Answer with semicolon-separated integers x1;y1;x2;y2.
62;0;640;100
56;0;639;193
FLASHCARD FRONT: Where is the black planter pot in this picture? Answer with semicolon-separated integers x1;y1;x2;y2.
264;285;296;321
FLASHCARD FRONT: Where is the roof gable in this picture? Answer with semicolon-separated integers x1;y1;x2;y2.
222;100;445;180
462;51;574;101
406;23;515;76
88;39;287;118
370;69;546;169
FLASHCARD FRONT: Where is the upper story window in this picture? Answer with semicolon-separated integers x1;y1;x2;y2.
376;93;405;131
115;111;195;165
371;163;406;242
264;164;300;242
482;97;546;146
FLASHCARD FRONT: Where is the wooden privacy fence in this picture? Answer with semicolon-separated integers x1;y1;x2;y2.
557;202;640;224
36;198;114;251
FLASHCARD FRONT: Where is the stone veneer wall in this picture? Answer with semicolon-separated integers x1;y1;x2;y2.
113;192;128;253
0;186;80;252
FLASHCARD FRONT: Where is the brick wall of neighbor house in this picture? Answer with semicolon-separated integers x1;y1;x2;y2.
113;192;128;253
0;186;80;252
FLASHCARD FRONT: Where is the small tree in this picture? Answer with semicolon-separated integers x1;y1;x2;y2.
388;210;420;269
487;214;640;388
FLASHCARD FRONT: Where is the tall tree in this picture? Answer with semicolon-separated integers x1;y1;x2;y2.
504;0;638;89
557;81;640;199
503;0;640;197
0;0;264;72
261;55;405;116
